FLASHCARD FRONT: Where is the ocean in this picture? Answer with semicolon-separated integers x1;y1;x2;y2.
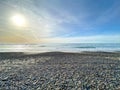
0;43;120;52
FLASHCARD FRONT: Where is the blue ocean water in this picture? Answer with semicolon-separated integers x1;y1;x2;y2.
0;43;120;52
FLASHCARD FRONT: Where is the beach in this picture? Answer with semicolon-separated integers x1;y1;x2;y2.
0;52;120;90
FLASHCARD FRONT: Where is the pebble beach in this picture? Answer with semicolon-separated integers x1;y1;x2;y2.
0;52;120;90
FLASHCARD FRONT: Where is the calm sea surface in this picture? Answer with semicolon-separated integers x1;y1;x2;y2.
0;43;120;52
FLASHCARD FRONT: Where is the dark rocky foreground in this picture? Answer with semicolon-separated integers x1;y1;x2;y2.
0;52;120;90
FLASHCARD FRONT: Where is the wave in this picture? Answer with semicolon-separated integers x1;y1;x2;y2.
74;46;96;48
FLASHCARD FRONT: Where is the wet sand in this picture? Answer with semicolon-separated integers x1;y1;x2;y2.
0;52;120;90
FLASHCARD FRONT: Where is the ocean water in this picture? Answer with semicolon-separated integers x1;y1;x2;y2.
0;43;120;52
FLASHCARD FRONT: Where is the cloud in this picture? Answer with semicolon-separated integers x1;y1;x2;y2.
0;0;78;43
43;35;120;43
0;0;120;43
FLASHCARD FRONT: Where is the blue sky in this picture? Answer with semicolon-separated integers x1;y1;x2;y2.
0;0;120;43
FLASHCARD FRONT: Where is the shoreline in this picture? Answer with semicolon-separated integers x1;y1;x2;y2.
0;51;120;56
0;51;120;61
0;50;120;54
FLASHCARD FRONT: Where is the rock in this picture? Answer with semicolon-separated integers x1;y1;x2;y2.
2;77;9;81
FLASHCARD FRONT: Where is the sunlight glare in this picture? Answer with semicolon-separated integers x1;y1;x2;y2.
11;14;26;26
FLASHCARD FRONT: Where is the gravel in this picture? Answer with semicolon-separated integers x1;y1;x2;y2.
0;52;120;90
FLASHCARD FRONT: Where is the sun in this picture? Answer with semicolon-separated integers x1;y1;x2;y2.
11;14;26;27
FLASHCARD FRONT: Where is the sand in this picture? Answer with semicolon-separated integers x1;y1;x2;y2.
0;52;120;90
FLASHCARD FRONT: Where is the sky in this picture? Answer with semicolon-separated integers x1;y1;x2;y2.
0;0;120;43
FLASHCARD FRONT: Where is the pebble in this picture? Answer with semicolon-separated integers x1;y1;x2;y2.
0;52;120;90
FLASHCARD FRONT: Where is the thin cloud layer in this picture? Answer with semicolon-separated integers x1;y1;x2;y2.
0;0;120;43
